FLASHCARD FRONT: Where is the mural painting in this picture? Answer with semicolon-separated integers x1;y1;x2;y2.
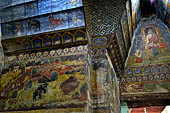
115;25;127;63
52;0;83;12
2;29;87;53
156;0;168;20
0;0;84;40
120;17;170;94
91;60;110;103
107;55;120;113
0;45;88;111
126;0;133;39
131;0;140;30
121;11;131;51
1;8;85;39
12;5;25;21
0;8;12;23
90;59;111;108
108;41;124;76
0;25;4;75
165;1;170;28
4;108;85;113
0;0;83;21
92;37;107;47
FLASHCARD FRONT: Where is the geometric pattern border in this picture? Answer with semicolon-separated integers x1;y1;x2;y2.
120;73;170;83
15;45;88;61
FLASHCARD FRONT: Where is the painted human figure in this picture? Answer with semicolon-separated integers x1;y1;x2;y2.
135;49;142;63
145;29;159;49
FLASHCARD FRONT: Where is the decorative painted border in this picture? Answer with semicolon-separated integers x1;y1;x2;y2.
2;29;87;53
120;73;170;83
16;45;88;61
124;63;170;76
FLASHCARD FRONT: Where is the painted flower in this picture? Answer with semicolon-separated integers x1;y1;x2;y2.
50;50;55;56
166;74;170;79
127;77;131;82
70;47;75;52
36;52;41;58
160;74;165;80
57;49;62;55
154;74;160;80
132;77;136;82
78;46;83;51
149;75;153;80
64;48;69;54
143;76;148;81
43;51;48;57
137;76;142;82
18;54;24;61
30;53;36;59
121;78;126;83
24;54;29;59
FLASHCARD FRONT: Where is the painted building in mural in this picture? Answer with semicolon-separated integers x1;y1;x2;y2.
1;0;170;113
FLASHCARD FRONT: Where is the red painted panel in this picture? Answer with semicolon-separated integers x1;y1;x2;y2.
131;106;165;113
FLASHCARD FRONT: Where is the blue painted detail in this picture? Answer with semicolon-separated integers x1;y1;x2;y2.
126;69;133;75
0;8;12;23
75;31;85;42
54;35;61;45
63;33;73;44
93;37;107;46
44;37;52;47
38;0;51;15
25;2;38;18
134;68;142;74
24;41;32;49
33;38;42;48
12;5;25;21
162;65;169;72
152;66;160;73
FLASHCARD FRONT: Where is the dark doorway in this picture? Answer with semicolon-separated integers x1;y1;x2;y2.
140;0;157;17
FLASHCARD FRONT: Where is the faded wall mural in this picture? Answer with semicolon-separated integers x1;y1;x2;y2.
1;8;85;39
2;29;87;53
3;108;85;113
0;0;84;40
115;25;127;63
165;0;170;28
155;0;168;20
107;55;120;113
0;45;88;112
121;10;131;51
89;55;121;113
90;59;111;106
0;25;4;74
126;0;133;39
131;0;140;30
120;17;170;94
0;0;83;23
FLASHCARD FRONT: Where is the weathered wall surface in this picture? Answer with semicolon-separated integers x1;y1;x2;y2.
0;45;88;112
0;0;85;40
89;51;121;113
0;25;4;74
120;17;170;94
